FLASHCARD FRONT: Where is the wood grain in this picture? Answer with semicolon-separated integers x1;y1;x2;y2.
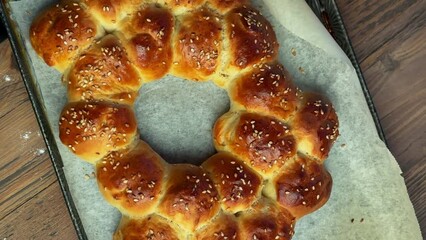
0;40;77;239
0;0;425;238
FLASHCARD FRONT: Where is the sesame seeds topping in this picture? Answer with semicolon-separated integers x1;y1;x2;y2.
234;114;295;171
67;37;138;101
43;3;336;237
229;7;277;67
59;102;134;157
176;10;221;73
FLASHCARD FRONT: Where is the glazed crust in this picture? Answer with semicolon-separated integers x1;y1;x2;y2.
66;34;141;104
113;215;184;240
202;152;262;213
171;8;222;81
58;101;138;163
293;92;339;161
225;5;279;70
158;164;221;231
30;1;103;72
231;63;300;119
31;0;339;239
239;198;296;240
272;154;332;219
118;5;174;82
80;0;144;31
194;214;240;240
96;141;167;218
213;112;296;177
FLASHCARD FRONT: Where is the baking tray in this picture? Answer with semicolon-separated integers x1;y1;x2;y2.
0;0;387;239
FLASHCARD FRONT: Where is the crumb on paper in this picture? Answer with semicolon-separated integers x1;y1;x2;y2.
20;131;32;140
350;218;365;223
84;172;96;180
3;75;12;82
341;143;346;148
291;48;297;56
298;66;305;74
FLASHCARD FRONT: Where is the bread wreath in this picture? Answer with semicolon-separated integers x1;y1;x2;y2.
30;0;339;239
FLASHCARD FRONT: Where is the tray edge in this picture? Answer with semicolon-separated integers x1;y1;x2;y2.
0;1;88;240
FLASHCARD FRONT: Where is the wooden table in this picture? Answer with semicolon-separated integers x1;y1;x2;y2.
1;1;425;239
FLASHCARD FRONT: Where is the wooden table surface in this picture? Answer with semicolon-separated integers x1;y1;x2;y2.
0;0;425;239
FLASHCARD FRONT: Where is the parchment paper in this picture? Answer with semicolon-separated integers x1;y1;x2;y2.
9;0;422;239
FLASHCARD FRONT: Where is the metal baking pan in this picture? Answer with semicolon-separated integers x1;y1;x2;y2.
0;0;386;239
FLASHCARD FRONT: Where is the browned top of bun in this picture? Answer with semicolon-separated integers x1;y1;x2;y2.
118;5;174;81
293;92;339;161
29;0;340;238
30;1;103;72
231;63;300;119
272;154;332;219
214;112;296;177
164;0;205;12
226;5;278;69
171;8;222;81
195;214;240;240
80;0;141;31
158;164;220;231
202;152;262;213
97;141;167;218
239;198;295;240
66;34;142;104
207;0;248;13
113;215;183;240
59;101;138;163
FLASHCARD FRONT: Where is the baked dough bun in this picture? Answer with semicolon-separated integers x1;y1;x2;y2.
30;0;339;239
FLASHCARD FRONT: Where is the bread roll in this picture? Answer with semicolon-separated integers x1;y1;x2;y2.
30;1;104;72
58;101;138;163
30;0;339;239
96;141;167;218
65;34;142;104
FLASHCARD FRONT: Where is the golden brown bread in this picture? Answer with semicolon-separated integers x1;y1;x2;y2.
58;101;138;164
292;92;339;161
117;6;174;82
230;63;300;119
225;6;279;70
30;0;339;239
194;213;240;240
113;215;185;240
263;154;332;219
213;112;297;178
96;141;167;218
239;198;295;240
202;152;263;213
80;0;143;31
30;1;104;72
158;164;220;231
207;0;249;13
65;34;142;104
170;7;222;81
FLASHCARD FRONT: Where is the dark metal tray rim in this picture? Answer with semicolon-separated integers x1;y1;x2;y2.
0;1;386;239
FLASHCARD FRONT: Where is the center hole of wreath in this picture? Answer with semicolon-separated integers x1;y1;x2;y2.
134;76;230;165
